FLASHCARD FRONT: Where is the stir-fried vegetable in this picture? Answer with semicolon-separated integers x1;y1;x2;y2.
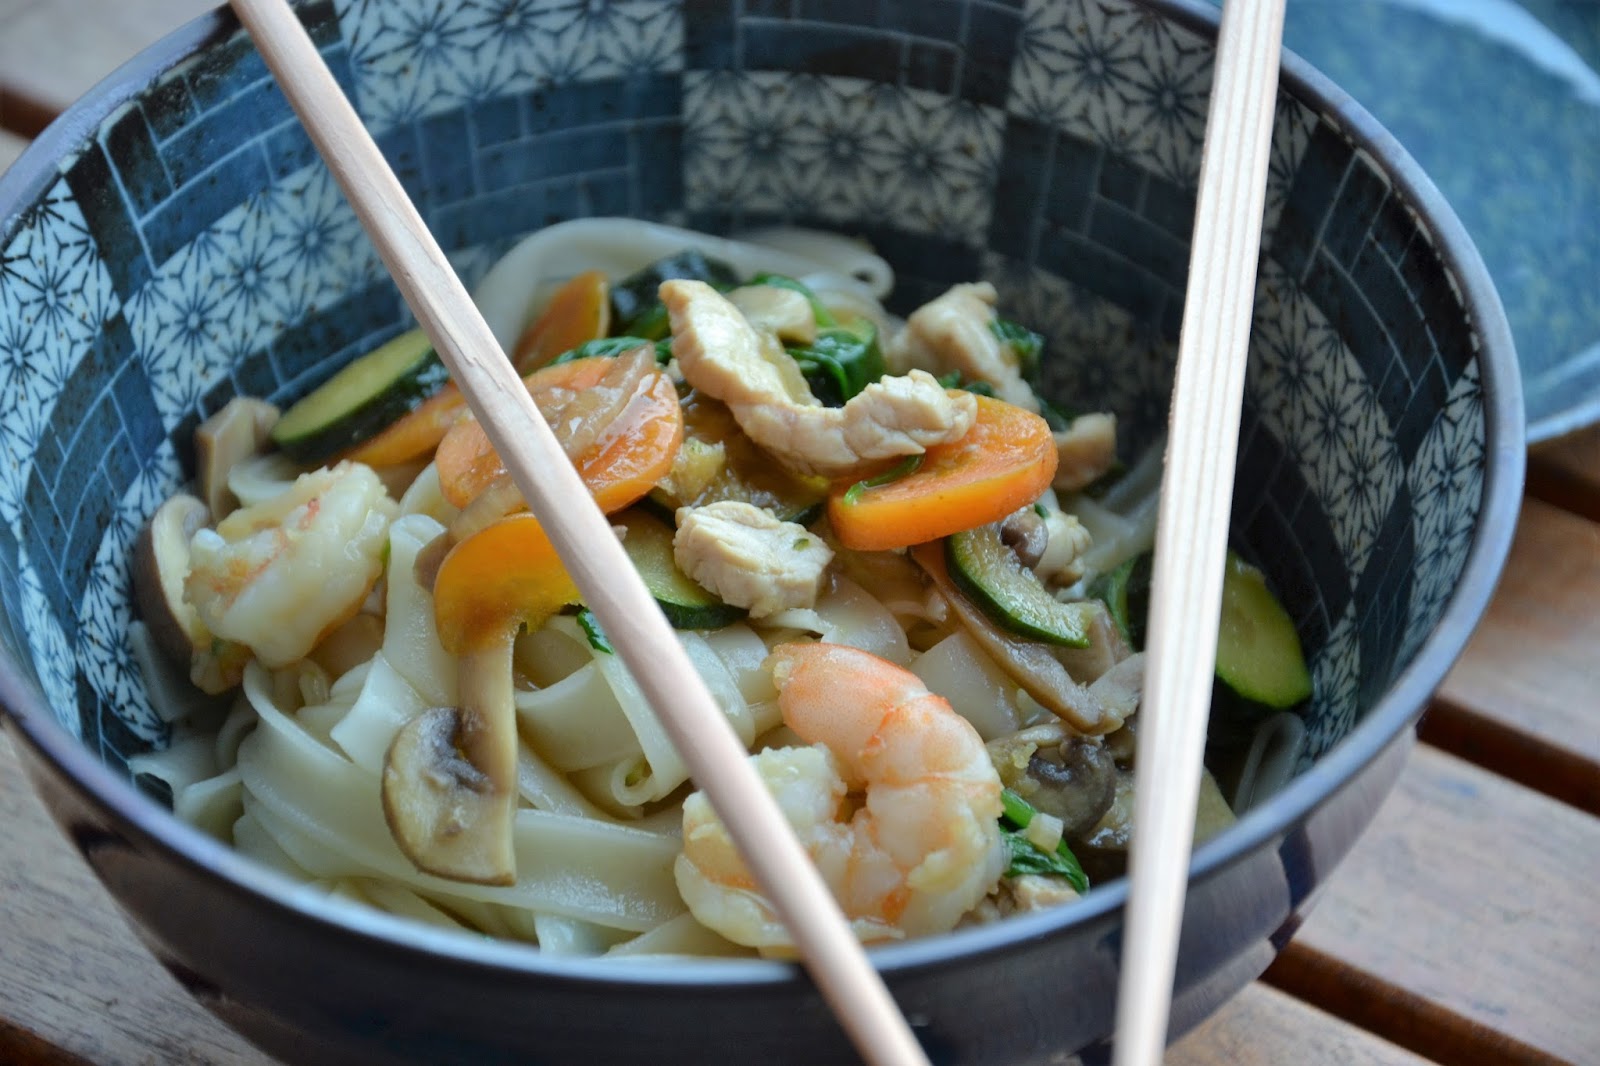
434;355;683;512
272;329;449;464
999;788;1090;893
828;395;1058;551
511;270;611;373
787;317;886;406
990;317;1043;383
611;249;741;339
550;336;672;366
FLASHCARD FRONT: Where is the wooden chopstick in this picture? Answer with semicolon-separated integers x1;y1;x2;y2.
1111;1;1286;1064
228;2;929;1063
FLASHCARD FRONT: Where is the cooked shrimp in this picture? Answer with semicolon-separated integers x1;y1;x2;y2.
664;280;975;479
675;642;1006;949
185;461;394;668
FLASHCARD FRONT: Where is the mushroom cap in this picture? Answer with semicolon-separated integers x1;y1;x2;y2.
381;706;517;886
132;493;211;667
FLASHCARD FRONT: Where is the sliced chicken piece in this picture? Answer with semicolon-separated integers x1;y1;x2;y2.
673;501;834;618
664;280;974;479
886;282;1039;412
1052;412;1118;493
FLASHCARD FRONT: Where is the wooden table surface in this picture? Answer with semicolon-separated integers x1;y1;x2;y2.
1;4;1597;1064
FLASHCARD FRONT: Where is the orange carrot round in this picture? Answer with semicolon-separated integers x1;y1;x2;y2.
436;356;682;513
512;270;611;373
827;395;1058;551
340;382;468;468
432;513;579;654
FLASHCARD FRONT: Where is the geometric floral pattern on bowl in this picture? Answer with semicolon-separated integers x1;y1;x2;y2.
0;0;1488;780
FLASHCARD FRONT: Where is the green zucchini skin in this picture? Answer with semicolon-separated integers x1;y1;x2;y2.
945;524;1097;647
1213;551;1313;709
270;329;448;464
618;508;746;630
610;250;741;338
1090;548;1313;714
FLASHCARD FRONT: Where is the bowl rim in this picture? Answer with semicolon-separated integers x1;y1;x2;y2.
0;0;1525;993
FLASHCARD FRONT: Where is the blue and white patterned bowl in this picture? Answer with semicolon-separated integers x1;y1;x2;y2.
0;1;1522;1063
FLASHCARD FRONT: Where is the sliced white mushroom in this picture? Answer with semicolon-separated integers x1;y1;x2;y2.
195;397;279;521
1052;602;1132;684
381;640;519;885
132;494;211;666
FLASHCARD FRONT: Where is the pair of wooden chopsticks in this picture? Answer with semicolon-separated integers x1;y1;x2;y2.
228;0;1284;1062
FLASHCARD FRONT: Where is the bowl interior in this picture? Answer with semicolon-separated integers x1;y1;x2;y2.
0;0;1495;875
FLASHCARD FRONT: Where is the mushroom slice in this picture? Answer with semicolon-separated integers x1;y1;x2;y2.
195;397;280;521
382;640;519;885
1053;602;1132;684
132;494;211;666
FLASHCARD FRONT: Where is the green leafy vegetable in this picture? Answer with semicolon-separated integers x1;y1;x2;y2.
841;454;924;507
611;250;741;338
999;788;1089;893
787;318;886;407
935;370;997;397
991;318;1044;381
1036;395;1076;432
550;336;673;366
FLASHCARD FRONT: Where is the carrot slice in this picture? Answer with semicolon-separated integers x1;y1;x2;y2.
512;270;611;373
436;356;683;513
433;513;579;654
827;395;1058;551
339;382;468;468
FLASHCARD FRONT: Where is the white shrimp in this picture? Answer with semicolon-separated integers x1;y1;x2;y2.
675;642;1006;949
185;461;394;668
663;280;975;479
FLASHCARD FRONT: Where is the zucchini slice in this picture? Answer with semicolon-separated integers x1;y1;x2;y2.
1215;551;1312;709
610;250;741;338
945;524;1098;647
619;508;746;630
271;329;448;464
1089;552;1152;649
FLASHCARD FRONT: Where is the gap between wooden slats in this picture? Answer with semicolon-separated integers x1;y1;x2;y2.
1528;428;1600;524
1426;496;1600;816
1266;745;1600;1065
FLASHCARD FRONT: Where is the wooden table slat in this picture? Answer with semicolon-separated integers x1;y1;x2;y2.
0;729;269;1065
0;3;1597;1063
0;130;27;175
1288;744;1600;1065
1433;498;1600;812
1529;424;1600;523
1168;982;1436;1066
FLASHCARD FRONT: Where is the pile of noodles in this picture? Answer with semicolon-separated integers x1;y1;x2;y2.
129;221;1304;958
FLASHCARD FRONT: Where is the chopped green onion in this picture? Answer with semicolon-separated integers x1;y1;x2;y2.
999;787;1089;893
576;608;613;654
841;454;924;507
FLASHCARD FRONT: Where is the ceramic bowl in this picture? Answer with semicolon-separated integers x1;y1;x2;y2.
0;1;1523;1063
